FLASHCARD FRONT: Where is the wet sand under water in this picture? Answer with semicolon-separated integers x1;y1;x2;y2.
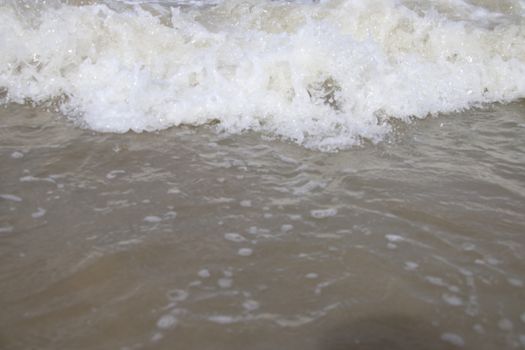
0;102;524;349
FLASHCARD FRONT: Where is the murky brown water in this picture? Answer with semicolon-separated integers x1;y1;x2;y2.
1;102;525;349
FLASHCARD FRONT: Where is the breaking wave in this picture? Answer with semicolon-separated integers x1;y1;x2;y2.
1;0;524;150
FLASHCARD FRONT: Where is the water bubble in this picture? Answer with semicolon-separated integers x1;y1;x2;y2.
442;294;463;306
224;233;246;242
144;216;162;223
31;207;46;218
281;224;293;232
157;315;177;329
385;234;404;242
0;194;22;202
0;227;13;234
238;248;253;256
404;261;418;271
240;200;252;207
198;269;210;278
242;300;260;311
167;289;188;302
441;333;465;347
218;278;233;288
11;151;24;159
106;170;126;179
310;208;337;219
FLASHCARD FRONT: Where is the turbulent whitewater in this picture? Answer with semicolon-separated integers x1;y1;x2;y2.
1;0;524;149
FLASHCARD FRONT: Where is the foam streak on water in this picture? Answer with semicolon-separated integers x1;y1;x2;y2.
1;0;525;149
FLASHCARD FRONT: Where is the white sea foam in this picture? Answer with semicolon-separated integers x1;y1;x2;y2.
404;261;419;271
441;332;465;347
238;247;253;256
31;207;47;218
11;151;24;159
1;0;525;150
0;194;22;202
242;299;260;311
442;293;463;306
144;215;162;222
310;208;338;218
218;278;233;288
198;268;211;278
224;232;246;242
0;226;14;234
156;314;177;329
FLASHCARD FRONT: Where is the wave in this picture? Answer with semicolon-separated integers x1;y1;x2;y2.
1;0;524;150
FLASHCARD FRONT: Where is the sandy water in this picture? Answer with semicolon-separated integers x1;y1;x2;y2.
1;101;524;349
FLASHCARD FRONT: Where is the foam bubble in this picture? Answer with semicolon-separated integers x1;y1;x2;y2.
441;333;465;347
167;289;188;302
208;315;238;324
242;300;260;311
106;170;126;179
404;261;419;271
198;269;211;278
240;200;252;208
218;278;233;288
0;226;14;234
31;207;46;218
167;187;181;194
386;234;404;242
224;233;246;242
442;293;463;306
310;208;338;219
0;194;22;202
281;224;293;232
163;211;177;219
10;151;24;159
157;314;177;329
144;216;162;223
426;276;445;286
238;248;253;256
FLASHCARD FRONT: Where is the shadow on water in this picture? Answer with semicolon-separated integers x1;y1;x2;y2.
320;314;459;350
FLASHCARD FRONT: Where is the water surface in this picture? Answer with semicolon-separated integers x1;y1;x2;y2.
1;101;524;349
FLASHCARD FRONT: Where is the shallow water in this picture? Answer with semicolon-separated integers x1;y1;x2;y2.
1;101;525;349
2;0;525;348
